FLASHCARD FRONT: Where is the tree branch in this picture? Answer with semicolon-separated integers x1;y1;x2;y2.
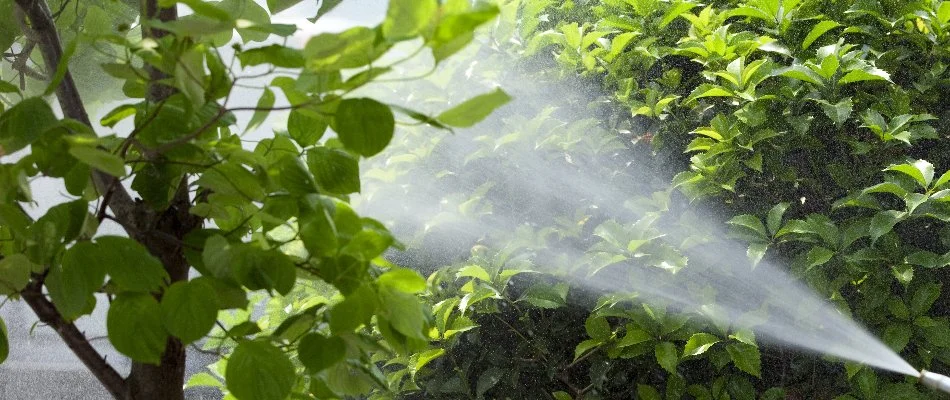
21;277;129;399
13;0;139;229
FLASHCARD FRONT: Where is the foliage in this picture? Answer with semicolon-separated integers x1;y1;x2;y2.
0;0;506;399
259;0;950;399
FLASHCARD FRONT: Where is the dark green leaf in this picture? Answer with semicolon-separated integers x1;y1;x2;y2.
238;45;304;68
0;253;31;295
0;316;7;364
333;98;394;157
298;333;345;372
585;316;611;341
329;283;377;334
47;243;107;319
287;108;328;147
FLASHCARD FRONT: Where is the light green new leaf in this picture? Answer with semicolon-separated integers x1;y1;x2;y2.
107;293;167;364
683;333;719;356
838;67;891;84
298;333;345;372
886;160;934;188
437;88;511;128
726;342;761;377
802;20;840;50
457;265;491;282
160;278;219;344
574;338;601;360
68;146;126;177
100;104;138;128
414;348;445;374
747;242;768;269
378;268;426;293
430;5;500;62
311;0;343;22
333;98;395;157
933;169;950;190
382;0;437;42
655;342;679;374
226;340;296;400
518;282;568;309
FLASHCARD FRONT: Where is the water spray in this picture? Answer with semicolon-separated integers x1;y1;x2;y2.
920;370;950;394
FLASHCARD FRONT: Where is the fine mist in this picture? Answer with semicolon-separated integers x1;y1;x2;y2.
350;30;918;377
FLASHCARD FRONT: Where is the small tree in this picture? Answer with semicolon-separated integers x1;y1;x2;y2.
0;0;507;398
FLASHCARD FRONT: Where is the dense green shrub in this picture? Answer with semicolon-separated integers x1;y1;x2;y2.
272;0;950;399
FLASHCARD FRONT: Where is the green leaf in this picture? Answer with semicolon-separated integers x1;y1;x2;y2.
882;324;912;352
766;202;790;236
288;108;328;147
779;65;824;85
437;88;512;128
197;163;265;201
307;147;360;194
414;348;445;373
298;333;345;372
333;98;395;157
226;340;296;400
806;246;835;269
518;282;568;309
726;214;768;240
683;333;720;356
160;278;219;344
747;242;768;269
585;316;611;341
933;169;950;190
99;236;169;292
238;45;305;68
47;243;106;319
886;160;934;188
661;2;698;28
552;391;572;400
68;146;126;177
382;0;437;41
44;39;77;96
637;384;662;400
655;341;679;374
311;0;343;22
869;210;904;242
232;246;296;295
266;0;303;14
476;367;504;397
378;284;428;339
107;293;167;364
303;27;391;71
816;97;852;127
616;327;652;347
0;97;57;155
246;88;275;134
378;268;426;293
0;253;31;295
726;342;761;377
802;20;840;50
838;67;891;84
457;265;491;282
430;5;500;62
100;104;139;128
329;284;377;334
909;282;941;316
574;338;601;360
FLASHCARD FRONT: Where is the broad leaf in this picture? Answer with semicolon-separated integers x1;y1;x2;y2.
107;293;167;364
333;98;395;157
437;88;511;128
298;333;345;372
160;278;219;344
683;333;719;356
226;340;296;400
